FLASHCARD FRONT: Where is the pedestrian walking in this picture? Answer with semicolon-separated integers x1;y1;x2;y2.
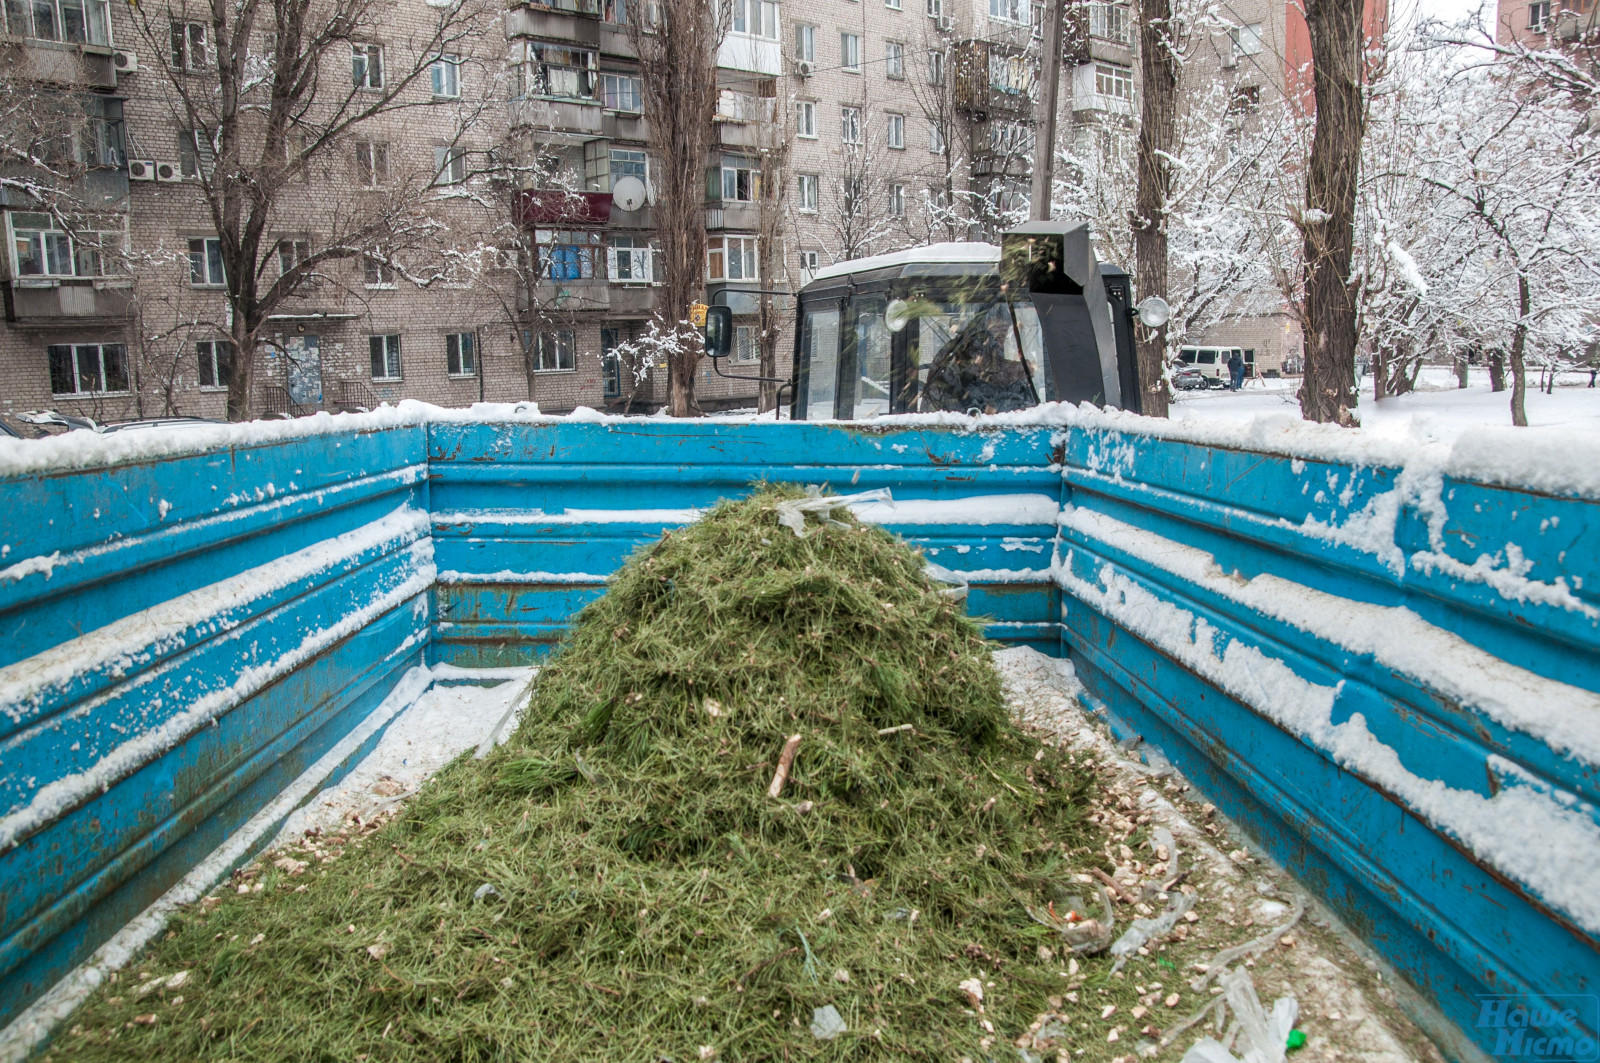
1227;350;1245;391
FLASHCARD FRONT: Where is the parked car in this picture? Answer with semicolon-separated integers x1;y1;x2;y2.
1;411;101;439
1171;365;1209;391
97;417;226;435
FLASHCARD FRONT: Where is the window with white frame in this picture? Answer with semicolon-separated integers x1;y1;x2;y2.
1230;22;1263;56
795;22;816;61
277;238;314;290
352;43;384;89
734;324;757;363
601;72;643;111
1528;1;1551;28
446;332;476;376
841;106;862;143
989;0;1026;22
796;99;816;137
609;235;654;282
886;0;902;9
10;213;74;277
517;42;598;100
721;157;760;201
170;21;207;70
6;0;112;44
431;54;461;97
929;119;946;153
1089;3;1130;42
178;128;216;179
885;40;904;78
610;148;647;185
355;140;390;186
1033;2;1044;35
797;173;819;211
369;334;402;380
536;229;600;279
886;113;905;149
928;49;945;84
988;119;1034;154
797;249;820;281
888;183;905;216
926;0;942;16
840;32;862;71
364;254;395;287
730;0;779;37
1095;62;1134;102
601;328;623;397
706;234;758;281
188;237;224;286
433;146;467;185
49;343;127;395
989;51;1030;94
197;340;232;389
534;330;575;372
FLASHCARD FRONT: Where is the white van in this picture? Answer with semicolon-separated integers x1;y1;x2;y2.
1176;346;1248;388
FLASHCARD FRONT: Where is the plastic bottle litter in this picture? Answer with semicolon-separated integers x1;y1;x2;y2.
472;883;498;901
810;1004;847;1040
1179;968;1298;1063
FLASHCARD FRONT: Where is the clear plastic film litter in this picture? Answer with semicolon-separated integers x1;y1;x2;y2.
1178;968;1298;1063
771;487;891;537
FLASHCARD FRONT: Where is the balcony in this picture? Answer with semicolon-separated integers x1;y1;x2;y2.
951;41;1036;120
505;0;601;44
516;189;614;226
508;97;604;136
718;33;782;75
10;39;117;89
5;278;133;326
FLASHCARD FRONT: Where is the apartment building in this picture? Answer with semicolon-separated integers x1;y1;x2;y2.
1;0;1058;422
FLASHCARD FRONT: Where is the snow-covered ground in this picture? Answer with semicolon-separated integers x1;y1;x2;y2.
1171;369;1599;441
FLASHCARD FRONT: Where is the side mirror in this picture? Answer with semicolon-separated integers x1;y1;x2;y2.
704;304;733;359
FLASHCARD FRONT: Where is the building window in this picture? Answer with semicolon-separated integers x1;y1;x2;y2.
170;21;207;70
197;340;232;389
1089;2;1130;42
601;328;623;398
886;113;905;149
611;148;648;185
355;140;390;186
535;330;576;372
926;0;942;16
797;173;819;211
841;106;862;144
885;40;904;78
889;183;905;216
49;343;128;395
721;157;760;201
734;324;757;364
1095;62;1134;102
841;32;862;71
797;249;820;281
989;120;1034;154
277;238;313;290
1230;22;1263;56
364;255;395;288
537;229;599;279
433;146;467;185
369;334;402;381
989;0;1026;22
352;43;384;89
7;0;112;43
10;213;76;277
609;235;654;282
178;128;216;179
730;0;778;37
796;99;817;137
706;234;758;281
517;42;598;100
929;120;946;153
601;73;643;111
929;50;945;84
602;0;629;25
1527;1;1551;28
446;332;476;376
431;54;461;97
188;237;225;287
989;51;1030;94
795;22;816;61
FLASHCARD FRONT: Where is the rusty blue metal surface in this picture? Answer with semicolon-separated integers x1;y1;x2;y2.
0;414;1594;1063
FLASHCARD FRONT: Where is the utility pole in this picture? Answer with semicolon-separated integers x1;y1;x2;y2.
1030;0;1066;220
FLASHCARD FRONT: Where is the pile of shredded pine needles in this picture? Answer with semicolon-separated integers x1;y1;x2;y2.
56;486;1140;1062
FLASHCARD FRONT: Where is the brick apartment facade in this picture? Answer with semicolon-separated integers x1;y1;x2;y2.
0;0;1181;422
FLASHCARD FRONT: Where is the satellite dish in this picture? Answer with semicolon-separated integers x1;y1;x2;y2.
612;176;646;212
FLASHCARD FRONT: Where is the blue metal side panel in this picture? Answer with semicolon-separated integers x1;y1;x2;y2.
1057;426;1600;1061
0;426;431;1030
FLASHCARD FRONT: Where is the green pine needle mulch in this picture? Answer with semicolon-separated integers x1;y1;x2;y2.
54;486;1146;1062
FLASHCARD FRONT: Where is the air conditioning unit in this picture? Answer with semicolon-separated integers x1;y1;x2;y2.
1221;50;1238;68
155;161;184;182
128;159;157;181
112;49;138;73
796;59;813;77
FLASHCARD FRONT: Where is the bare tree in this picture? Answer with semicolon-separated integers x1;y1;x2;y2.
629;0;727;416
124;0;495;420
1133;0;1179;417
1297;0;1369;426
754;84;790;414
